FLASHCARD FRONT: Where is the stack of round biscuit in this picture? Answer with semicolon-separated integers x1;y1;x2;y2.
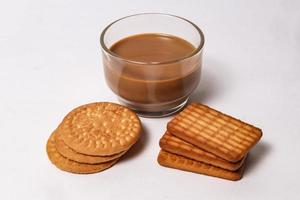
46;102;142;174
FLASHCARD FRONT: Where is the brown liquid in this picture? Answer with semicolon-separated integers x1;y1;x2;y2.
110;34;195;63
103;33;201;112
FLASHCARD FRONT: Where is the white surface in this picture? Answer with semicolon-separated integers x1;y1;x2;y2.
1;0;299;199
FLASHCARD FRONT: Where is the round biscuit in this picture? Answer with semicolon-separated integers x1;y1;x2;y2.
47;132;118;174
59;102;142;156
54;129;127;164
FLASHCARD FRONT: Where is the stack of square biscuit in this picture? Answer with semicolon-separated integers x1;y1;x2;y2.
46;102;142;174
158;103;262;181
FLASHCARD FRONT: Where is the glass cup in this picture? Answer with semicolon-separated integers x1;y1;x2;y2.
100;13;204;117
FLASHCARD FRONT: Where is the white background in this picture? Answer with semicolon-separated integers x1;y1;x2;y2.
1;0;299;199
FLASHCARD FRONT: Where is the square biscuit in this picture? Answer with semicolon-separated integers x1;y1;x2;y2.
167;103;262;162
159;131;246;171
157;150;245;181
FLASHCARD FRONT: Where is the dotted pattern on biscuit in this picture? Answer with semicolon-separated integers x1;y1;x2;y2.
55;130;126;164
157;150;244;181
160;131;245;171
47;132;118;174
60;102;141;156
167;103;262;162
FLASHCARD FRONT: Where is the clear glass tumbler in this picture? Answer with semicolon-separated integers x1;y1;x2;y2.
100;13;204;117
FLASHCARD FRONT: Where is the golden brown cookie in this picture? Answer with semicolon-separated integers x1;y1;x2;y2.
159;131;245;171
157;150;245;181
59;102;142;156
46;132;118;174
54;130;127;164
167;103;262;162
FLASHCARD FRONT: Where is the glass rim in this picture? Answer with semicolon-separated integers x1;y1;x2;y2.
100;13;205;65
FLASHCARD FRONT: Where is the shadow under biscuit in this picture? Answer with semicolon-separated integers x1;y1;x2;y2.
243;142;271;176
118;124;149;163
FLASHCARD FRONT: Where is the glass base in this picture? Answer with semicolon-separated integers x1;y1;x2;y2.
117;97;189;118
